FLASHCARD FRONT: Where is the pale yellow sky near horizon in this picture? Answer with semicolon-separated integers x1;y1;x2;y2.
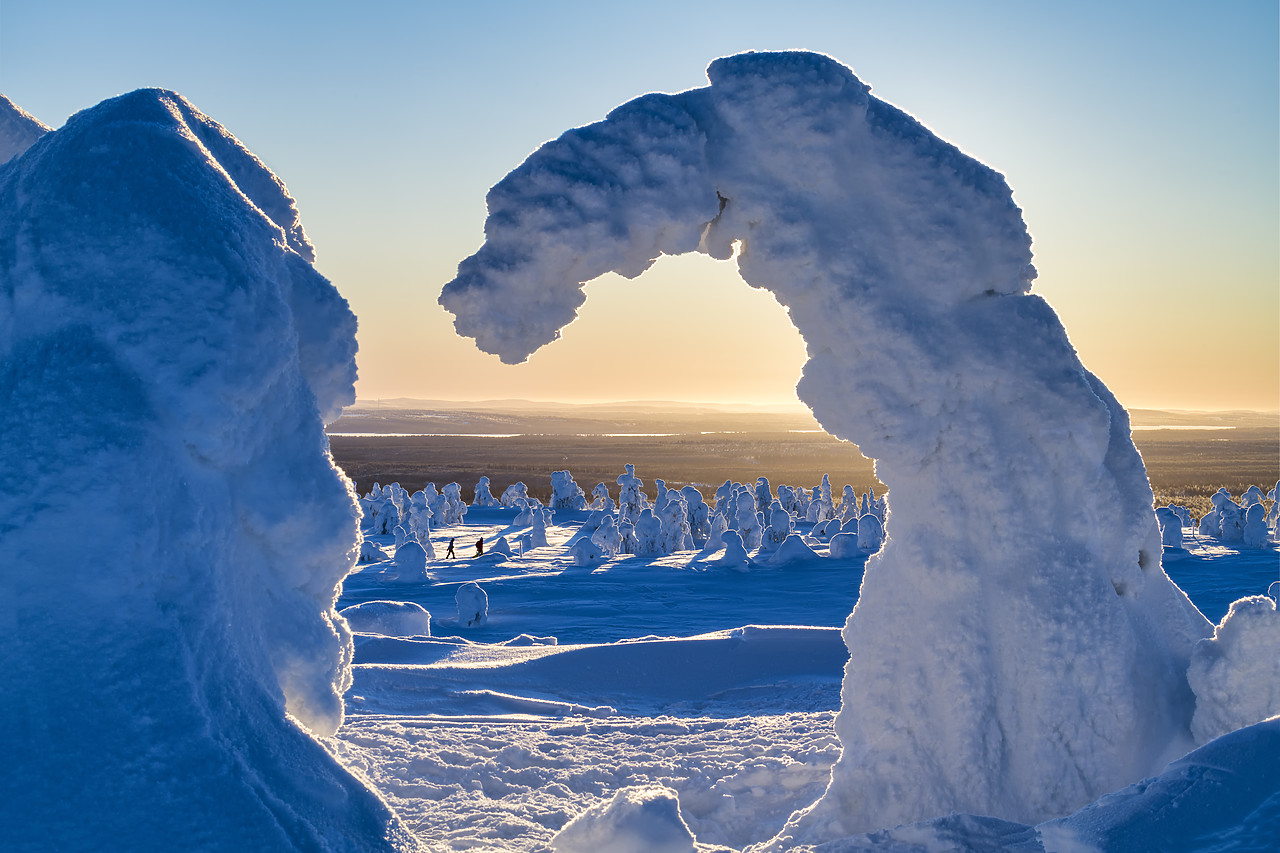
11;3;1274;413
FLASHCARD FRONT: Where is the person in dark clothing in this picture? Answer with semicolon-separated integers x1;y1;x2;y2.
474;537;484;557
445;538;456;559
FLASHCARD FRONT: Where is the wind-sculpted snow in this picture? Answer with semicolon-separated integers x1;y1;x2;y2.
440;51;1214;839
0;90;415;850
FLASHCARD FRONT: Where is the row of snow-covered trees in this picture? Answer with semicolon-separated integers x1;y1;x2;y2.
360;471;1279;566
357;465;891;564
1157;482;1280;550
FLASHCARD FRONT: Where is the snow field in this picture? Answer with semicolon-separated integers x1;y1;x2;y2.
333;712;839;852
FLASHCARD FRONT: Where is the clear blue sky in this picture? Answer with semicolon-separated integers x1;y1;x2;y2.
3;1;1276;409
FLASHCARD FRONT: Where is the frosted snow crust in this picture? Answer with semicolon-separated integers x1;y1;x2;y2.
0;90;413;850
440;51;1213;838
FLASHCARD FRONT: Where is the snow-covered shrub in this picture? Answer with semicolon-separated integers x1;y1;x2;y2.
710;530;750;571
1187;595;1280;744
617;519;638;555
472;476;501;507
393;541;428;582
358;539;390;563
857;514;885;554
528;502;552;549
1242;504;1269;549
456;582;489;628
551;470;589;511
762;503;793;551
431;482;468;526
591;516;622;557
569;536;605;566
590;482;615;512
550;784;696;853
656;492;694;552
767;533;820;567
617;463;650;523
500;482;529;507
734;490;763;550
829;532;860;558
489;535;515;558
1155;507;1183;549
754;477;773;517
1240;485;1265;507
680;485;711;545
634;508;664;556
339;601;431;637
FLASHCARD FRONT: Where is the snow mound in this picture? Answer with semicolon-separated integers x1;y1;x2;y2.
1038;717;1280;853
439;49;1211;838
0;94;49;163
551;784;696;853
0;89;413;850
457;581;489;627
341;601;432;637
1187;595;1280;744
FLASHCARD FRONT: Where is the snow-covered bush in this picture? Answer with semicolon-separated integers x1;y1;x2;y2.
500;482;529;507
1155;507;1183;548
762;502;793;551
393;541;428;582
857;514;885;554
568;536;605;566
340;601;431;637
551;470;589;511
472;476;501;507
680;485;711;545
456;582;489;628
634;508;664;556
1241;504;1269;549
656;492;694;552
829;532;860;558
591;515;622;557
590;482;615;512
1187;595;1280;744
734;490;763;550
617;464;650;523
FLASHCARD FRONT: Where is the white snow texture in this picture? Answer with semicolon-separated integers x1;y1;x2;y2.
439;50;1213;839
0;90;414;850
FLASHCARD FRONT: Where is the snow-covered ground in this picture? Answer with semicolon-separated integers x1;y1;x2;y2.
333;505;1278;851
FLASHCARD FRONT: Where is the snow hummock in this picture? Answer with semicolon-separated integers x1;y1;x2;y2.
0;89;413;849
439;50;1212;838
341;601;432;637
550;784;696;853
1187;595;1280;744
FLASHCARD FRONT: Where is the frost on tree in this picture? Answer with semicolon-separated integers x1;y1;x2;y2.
0;90;417;850
439;51;1213;839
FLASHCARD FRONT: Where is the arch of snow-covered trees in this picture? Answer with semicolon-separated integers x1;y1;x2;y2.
439;50;1215;841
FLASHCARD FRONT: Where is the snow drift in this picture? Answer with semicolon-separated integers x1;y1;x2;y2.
0;90;415;850
439;51;1213;839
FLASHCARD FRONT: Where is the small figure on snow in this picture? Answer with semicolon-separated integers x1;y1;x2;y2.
474;537;484;557
445;538;456;559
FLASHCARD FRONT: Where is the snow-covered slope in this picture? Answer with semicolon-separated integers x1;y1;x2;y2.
0;89;413;851
439;50;1213;839
0;94;49;162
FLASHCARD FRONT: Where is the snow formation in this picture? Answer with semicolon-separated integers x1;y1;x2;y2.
439;50;1213;838
550;784;696;853
0;89;415;849
1186;595;1280;744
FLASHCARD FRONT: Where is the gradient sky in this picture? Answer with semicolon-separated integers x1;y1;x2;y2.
3;1;1276;411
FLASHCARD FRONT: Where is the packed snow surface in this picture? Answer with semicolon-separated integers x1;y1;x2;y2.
0;90;412;850
441;50;1214;837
